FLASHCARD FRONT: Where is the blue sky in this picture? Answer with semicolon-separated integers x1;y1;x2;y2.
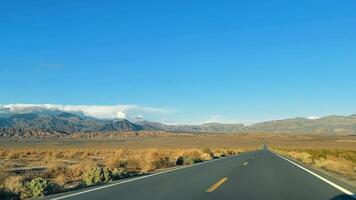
1;0;356;124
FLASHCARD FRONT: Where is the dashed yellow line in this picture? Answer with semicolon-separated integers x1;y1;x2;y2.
206;177;228;192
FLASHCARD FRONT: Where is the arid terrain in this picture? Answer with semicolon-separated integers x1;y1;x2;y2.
268;134;356;184
0;133;260;199
0;133;355;199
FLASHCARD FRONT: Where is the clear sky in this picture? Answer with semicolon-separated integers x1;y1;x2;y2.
1;0;356;124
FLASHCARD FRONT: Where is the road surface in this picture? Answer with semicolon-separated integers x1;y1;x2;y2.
48;147;356;200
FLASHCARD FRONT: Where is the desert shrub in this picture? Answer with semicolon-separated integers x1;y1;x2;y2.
111;167;128;179
82;166;111;186
104;156;121;170
124;157;142;172
149;156;171;171
4;176;24;195
54;150;64;159
66;161;96;182
200;153;212;161
300;152;312;164
315;156;355;177
44;162;67;178
225;149;236;156
44;161;76;187
202;148;213;157
0;188;18;200
0;147;243;197
0;170;11;187
7;151;21;160
306;149;327;160
279;149;356;180
212;152;223;159
0;150;9;157
23;178;52;198
175;156;184;165
68;150;84;159
288;151;312;164
143;150;175;172
175;155;202;165
183;156;202;165
212;149;226;158
320;149;356;164
53;174;70;186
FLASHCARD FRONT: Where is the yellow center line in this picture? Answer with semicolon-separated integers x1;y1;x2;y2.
206;177;228;192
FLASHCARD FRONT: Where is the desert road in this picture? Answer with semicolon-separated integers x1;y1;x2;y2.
48;147;356;200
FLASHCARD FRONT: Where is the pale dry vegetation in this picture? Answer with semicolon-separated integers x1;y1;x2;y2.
267;134;356;150
275;149;356;180
0;134;259;199
0;148;248;199
2;133;354;199
269;134;356;182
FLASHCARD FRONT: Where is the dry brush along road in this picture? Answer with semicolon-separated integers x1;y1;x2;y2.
46;144;356;200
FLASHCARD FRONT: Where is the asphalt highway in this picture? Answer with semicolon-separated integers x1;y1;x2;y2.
48;146;356;200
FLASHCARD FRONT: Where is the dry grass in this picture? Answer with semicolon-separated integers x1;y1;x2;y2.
268;134;356;181
1;133;355;199
0;134;262;150
0;134;259;199
275;149;356;181
0;148;248;199
267;134;356;150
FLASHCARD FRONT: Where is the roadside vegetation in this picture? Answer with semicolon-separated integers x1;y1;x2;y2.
275;149;356;181
0;148;249;199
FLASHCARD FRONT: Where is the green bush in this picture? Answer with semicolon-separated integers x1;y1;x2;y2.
83;166;112;186
23;178;52;198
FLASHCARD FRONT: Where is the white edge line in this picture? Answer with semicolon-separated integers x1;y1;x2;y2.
273;151;355;198
49;151;256;200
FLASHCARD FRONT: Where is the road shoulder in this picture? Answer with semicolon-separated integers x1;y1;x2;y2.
272;150;356;198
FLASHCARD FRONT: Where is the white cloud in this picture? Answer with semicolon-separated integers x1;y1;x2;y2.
116;111;126;119
308;116;320;120
0;104;170;119
130;114;144;122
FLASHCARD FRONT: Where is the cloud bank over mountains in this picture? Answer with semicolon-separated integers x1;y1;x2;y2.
0;104;170;120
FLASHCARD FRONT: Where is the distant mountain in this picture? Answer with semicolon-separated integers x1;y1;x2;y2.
248;115;356;135
0;111;144;138
136;121;246;133
100;119;142;132
131;115;356;135
1;111;356;138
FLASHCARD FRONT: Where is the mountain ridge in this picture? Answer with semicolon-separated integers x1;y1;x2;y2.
1;111;356;138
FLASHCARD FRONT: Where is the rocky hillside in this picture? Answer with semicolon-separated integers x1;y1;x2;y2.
136;121;246;133
1;111;356;138
248;115;356;135
0;111;144;138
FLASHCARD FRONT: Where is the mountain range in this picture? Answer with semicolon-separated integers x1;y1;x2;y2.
1;111;356;138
